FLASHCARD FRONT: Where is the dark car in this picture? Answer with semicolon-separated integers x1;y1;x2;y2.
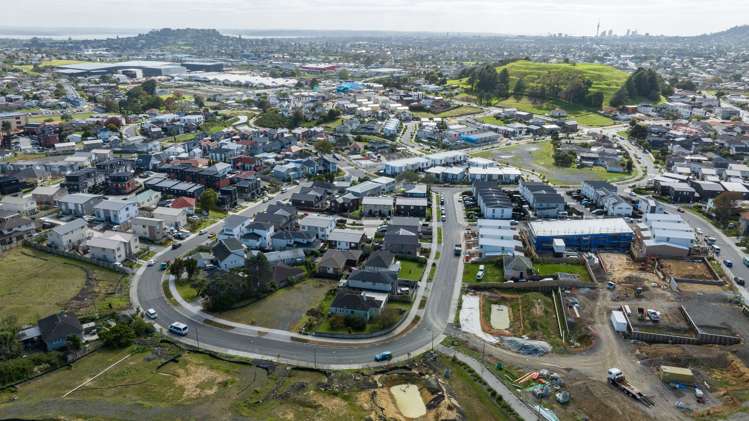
172;242;182;250
723;259;733;268
734;276;745;286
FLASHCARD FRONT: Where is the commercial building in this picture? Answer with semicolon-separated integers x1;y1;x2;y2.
528;218;634;253
55;60;187;77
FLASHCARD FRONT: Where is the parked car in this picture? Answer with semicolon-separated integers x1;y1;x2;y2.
476;269;485;280
147;259;155;267
168;322;189;336
374;351;392;362
145;308;157;319
172;242;182;250
199;229;208;235
734;276;745;286
723;259;733;268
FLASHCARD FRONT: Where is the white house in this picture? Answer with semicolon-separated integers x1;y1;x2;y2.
219;215;252;240
87;237;129;263
94;200;139;225
57;194;104;217
0;195;37;216
213;238;246;271
242;221;274;250
299;215;336;240
601;194;633;217
132;217;167;242
329;229;366;250
47;218;88;251
152;207;187;229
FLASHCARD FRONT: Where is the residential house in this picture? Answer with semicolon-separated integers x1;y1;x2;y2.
601;194;633;217
264;248;306;266
395;197;428;218
329;229;366;250
219;215;252;240
132;217;167;242
270;230;317;250
38;312;82;351
474;182;513;219
0;195;37;216
242;221;275;250
329;290;384;321
290;187;328;210
503;255;533;280
270;264;306;289
581;180;617;203
133;189;162;210
346;269;398;293
317;249;363;278
362;250;400;272
0;210;34;246
213;238;246;271
31;185;67;208
384;228;420;257
362;196;394;217
299;215;336;240
152;206;187;229
48;218;88;251
170;196;196;214
86;236;130;263
94;200;139;225
346;181;383;198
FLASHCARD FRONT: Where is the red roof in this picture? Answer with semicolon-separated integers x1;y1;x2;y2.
171;197;196;209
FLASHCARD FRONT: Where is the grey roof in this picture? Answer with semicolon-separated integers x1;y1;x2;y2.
224;215;251;230
94;199;134;211
503;255;533;272
395;197;428;207
38;312;82;344
364;250;395;268
384;229;420;246
59;193;102;204
330;290;381;312
348;269;397;285
52;218;87;235
213;238;244;262
264;248;306;263
329;229;365;243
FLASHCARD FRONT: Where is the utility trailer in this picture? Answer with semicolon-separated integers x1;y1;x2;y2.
607;368;655;407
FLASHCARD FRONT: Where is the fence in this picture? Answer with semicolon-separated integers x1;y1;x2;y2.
23;240;132;274
466;279;596;293
619;304;740;346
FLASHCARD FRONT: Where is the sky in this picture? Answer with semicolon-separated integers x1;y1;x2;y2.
1;0;747;36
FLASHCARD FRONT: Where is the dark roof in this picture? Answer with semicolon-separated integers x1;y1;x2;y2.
364;250;395;268
503;255;533;272
384;229;419;246
319;249;362;269
348;269;397;285
213;238;244;262
330;290;381;312
38;312;82;343
272;263;305;284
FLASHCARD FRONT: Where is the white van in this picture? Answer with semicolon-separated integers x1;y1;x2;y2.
169;322;189;336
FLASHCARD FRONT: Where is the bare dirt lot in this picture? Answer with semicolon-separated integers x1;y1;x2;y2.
599;253;674;302
660;258;716;281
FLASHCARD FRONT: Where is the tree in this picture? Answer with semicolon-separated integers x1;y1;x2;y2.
130;317;154;337
628;123;648;140
66;334;82;351
199;189;218;213
184;258;198;280
142;79;157;96
496;68;510;98
714;192;742;226
170;257;185;279
194;95;205;108
512;78;526;100
344;315;366;331
0;316;21;360
101;323;135;349
314;139;333;154
337;69;351;80
329;315;346;330
245;253;273;293
1;121;11;135
288;109;304;129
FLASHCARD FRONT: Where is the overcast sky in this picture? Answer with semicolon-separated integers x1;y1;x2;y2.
2;0;747;36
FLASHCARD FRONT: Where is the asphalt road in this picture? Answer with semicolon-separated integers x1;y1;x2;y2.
134;186;466;367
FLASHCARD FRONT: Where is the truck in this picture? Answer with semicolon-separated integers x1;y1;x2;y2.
608;368;655;407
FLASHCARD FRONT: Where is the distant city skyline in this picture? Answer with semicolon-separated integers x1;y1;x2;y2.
1;0;747;37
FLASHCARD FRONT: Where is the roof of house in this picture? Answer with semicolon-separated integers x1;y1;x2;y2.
300;214;335;228
38;312;82;344
319;249;362;269
224;215;251;230
347;269;398;286
59;193;102;204
329;229;365;243
264;248;306;263
384;229;419;246
330;290;382;312
213;238;245;262
503;255;533;272
395;197;428;207
51;218;87;236
171;197;196;209
364;250;395;269
272;263;305;284
94;199;134;211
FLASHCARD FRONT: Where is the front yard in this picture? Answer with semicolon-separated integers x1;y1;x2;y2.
462;262;504;284
399;260;426;281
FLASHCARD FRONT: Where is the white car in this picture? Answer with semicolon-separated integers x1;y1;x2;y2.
147;259;156;267
145;308;157;319
199;229;208;235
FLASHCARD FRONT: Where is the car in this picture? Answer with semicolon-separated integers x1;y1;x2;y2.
199;229;208;235
172;242;182;250
168;322;189;336
145;308;157;319
476;270;485;280
696;228;703;235
441;215;446;222
734;276;746;286
453;244;462;256
147;259;155;267
707;237;717;245
723;259;733;268
374;351;392;362
677;208;685;213
160;262;168;270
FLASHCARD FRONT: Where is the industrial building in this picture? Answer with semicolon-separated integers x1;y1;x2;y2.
528;218;634;253
54;61;187;77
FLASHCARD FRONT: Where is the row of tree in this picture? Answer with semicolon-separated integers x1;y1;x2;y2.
203;254;275;311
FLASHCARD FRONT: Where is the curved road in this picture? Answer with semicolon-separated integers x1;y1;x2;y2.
134;187;466;368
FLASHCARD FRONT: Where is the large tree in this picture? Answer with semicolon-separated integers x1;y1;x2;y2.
713;192;742;226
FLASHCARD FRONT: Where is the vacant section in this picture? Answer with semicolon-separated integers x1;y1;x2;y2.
659;259;716;281
490;304;510;330
389;384;426;418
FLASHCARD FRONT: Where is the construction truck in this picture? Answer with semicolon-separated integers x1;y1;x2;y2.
607;368;655;407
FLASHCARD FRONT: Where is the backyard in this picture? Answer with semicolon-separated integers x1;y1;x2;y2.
534;261;592;282
213;278;335;331
0;247;129;324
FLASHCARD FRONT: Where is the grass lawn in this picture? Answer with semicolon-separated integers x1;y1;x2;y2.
40;59;90;67
463;262;504;284
29;111;95;124
214;278;335;331
437;226;443;244
314;300;411;334
0;247;128;324
495;96;614;127
437;355;521;421
524;141;633;185
480;115;509;126
534;262;591;282
1;152;48;162
0;247;129;324
413;105;482;119
509;292;564;350
175;281;200;302
399;260;426;281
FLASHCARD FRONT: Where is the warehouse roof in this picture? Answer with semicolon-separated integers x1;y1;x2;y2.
530;218;633;237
